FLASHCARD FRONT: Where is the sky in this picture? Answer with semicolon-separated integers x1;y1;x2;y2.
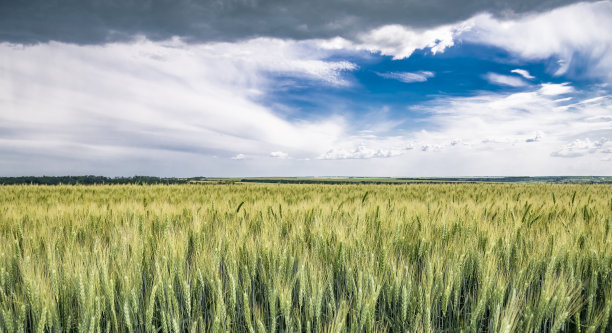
1;0;611;177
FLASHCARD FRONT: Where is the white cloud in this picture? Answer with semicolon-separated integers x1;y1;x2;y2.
318;145;403;160
318;22;471;60
420;144;445;152
330;2;612;82
538;83;574;96
461;1;612;80
551;138;609;158
484;73;528;87
401;84;612;172
511;69;535;79
270;151;289;159
312;84;610;170
355;24;463;59
376;71;434;83
202;37;357;86
313;133;414;160
526;131;544;143
2;3;612;177
0;38;353;175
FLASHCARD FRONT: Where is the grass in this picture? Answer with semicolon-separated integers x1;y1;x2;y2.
0;183;611;332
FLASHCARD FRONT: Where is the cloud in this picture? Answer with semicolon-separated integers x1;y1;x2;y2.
376;71;434;83
511;69;535;79
313;81;610;167
2;35;608;176
318;146;403;160
420;144;445;152
538;83;574;96
324;1;612;83
405;84;612;166
0;0;589;44
0;38;354;176
205;38;357;86
270;151;289;159
2;1;612;177
232;154;247;160
353;24;463;59
551;138;609;158
484;73;528;87
526;131;544;143
461;1;612;81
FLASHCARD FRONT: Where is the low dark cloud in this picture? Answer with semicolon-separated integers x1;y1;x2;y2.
0;0;593;44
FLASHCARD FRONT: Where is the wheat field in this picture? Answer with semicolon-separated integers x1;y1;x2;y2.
0;183;611;332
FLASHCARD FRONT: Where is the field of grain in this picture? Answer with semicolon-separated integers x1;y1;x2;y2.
0;184;611;332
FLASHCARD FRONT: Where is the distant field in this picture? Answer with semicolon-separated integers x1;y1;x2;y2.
2;175;612;185
1;184;611;331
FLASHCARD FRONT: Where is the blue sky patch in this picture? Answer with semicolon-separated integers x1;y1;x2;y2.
258;42;600;133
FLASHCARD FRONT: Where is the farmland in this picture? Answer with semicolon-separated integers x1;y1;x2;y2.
0;183;611;332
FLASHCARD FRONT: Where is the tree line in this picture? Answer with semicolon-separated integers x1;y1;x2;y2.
0;176;190;185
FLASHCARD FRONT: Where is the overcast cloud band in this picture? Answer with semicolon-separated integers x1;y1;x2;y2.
0;0;594;44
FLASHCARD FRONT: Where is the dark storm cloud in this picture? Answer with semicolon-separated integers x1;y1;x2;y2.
0;0;594;44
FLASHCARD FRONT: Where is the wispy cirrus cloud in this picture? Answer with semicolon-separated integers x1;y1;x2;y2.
484;72;529;87
375;71;434;83
511;69;535;79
